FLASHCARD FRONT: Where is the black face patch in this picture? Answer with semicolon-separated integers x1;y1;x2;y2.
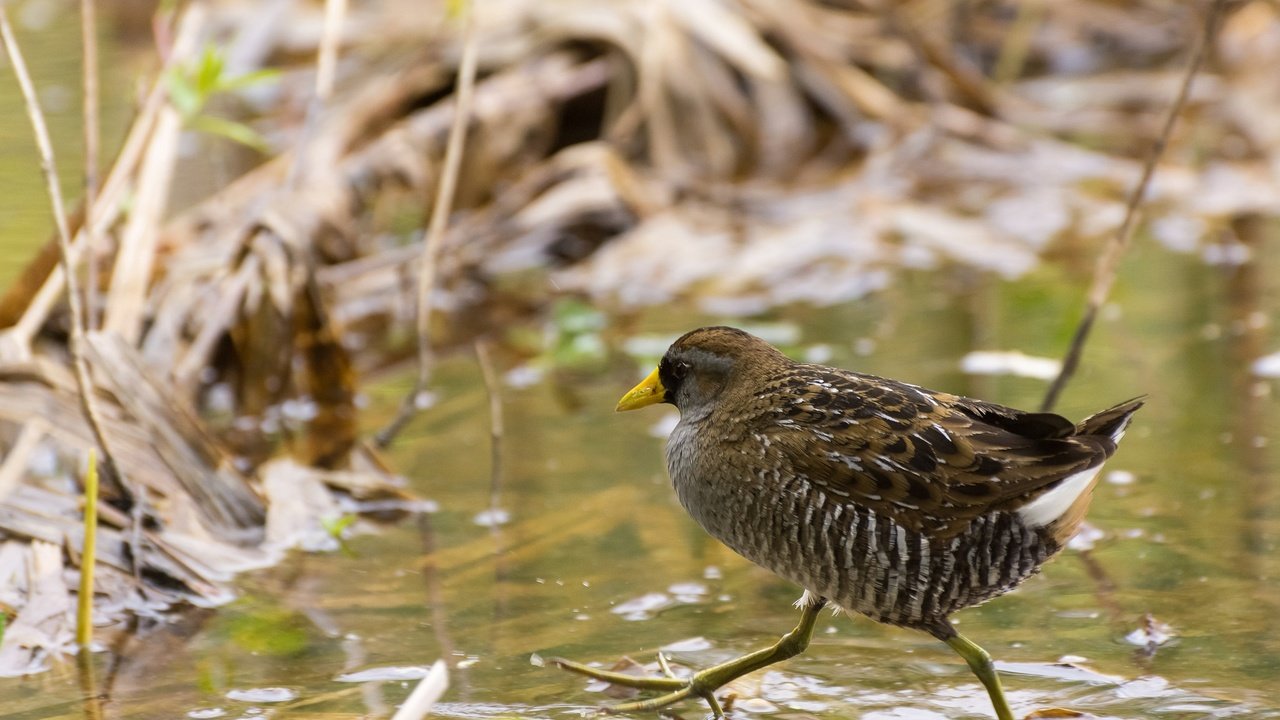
658;347;733;409
658;354;692;404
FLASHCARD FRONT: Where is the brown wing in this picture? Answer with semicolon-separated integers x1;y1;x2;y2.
752;366;1112;539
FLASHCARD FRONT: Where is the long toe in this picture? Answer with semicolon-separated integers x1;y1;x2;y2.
550;656;688;692
1023;708;1094;718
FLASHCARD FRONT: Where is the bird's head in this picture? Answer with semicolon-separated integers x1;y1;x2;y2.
616;326;787;419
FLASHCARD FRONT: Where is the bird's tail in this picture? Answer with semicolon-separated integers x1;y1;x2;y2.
1076;396;1146;443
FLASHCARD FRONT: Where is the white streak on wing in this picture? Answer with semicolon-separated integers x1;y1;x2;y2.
831;452;864;471
1018;466;1103;526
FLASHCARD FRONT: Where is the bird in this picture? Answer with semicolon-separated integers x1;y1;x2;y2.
552;326;1143;719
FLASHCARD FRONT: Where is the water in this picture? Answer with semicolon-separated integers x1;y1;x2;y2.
2;238;1276;719
1;5;1277;717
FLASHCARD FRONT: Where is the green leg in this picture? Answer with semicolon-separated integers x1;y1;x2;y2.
552;594;827;717
943;632;1015;720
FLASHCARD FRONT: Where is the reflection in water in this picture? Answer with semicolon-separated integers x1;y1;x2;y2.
75;651;101;720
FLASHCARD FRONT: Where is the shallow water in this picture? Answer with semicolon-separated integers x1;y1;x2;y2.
3;237;1277;719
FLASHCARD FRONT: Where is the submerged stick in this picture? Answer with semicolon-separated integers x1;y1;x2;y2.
77;451;100;648
0;5;122;494
1040;0;1226;412
376;0;480;447
76;649;104;720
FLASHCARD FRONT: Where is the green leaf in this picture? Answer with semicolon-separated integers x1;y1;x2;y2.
195;44;224;95
321;514;357;539
164;67;202;119
188;114;270;153
218;68;281;93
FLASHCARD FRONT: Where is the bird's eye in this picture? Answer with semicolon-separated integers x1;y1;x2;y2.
672;361;691;379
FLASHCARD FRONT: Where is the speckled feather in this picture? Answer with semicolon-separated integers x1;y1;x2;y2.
657;326;1143;629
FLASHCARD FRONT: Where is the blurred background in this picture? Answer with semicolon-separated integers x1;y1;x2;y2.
0;0;1277;718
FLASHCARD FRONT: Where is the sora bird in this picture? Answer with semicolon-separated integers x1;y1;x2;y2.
553;326;1143;719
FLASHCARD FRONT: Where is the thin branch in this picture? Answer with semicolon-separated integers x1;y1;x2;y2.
315;0;345;102
286;0;347;188
376;0;480;447
5;6;204;352
881;1;998;116
1040;0;1225;412
0;5;123;492
81;0;100;329
992;0;1045;84
99;107;180;344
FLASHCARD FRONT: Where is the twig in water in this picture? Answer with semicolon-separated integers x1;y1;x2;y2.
475;337;505;522
77;451;99;649
0;4;124;497
81;0;100;329
1040;0;1227;413
376;0;480;448
416;513;457;665
390;659;448;720
77;649;104;720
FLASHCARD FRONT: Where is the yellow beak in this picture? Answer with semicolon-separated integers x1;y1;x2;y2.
616;367;666;412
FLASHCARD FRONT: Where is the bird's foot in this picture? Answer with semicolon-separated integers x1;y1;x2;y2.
550;596;826;717
550;652;733;716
